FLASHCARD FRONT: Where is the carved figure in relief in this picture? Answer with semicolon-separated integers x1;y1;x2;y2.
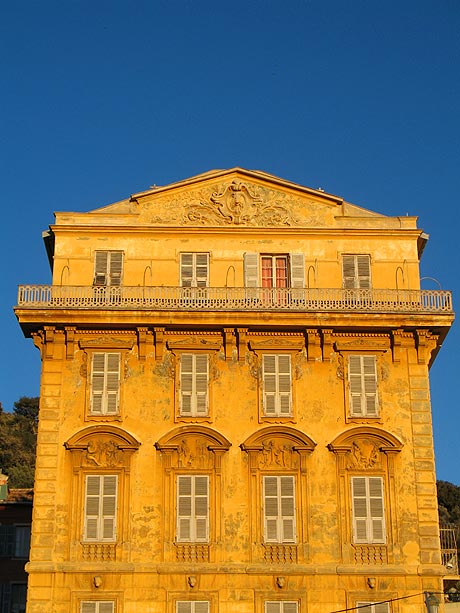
84;439;121;467
259;439;295;468
177;440;193;467
86;440;102;466
347;440;381;470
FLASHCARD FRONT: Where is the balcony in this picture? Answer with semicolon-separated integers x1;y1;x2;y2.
16;285;453;314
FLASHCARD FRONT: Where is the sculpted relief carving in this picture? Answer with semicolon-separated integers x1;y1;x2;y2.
346;439;382;470
84;438;123;467
143;180;328;227
259;439;299;470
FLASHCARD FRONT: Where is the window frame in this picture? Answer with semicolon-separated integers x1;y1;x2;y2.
176;474;210;543
93;251;123;287
176;601;210;613
264;602;299;613
263;475;297;544
89;352;121;417
13;525;31;559
351;476;386;544
355;601;389;613
348;355;379;417
262;354;293;417
83;474;118;543
180;253;210;288
80;602;115;613
244;253;305;288
342;254;371;289
179;353;209;417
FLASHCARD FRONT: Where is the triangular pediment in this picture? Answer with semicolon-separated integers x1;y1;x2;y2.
82;167;388;229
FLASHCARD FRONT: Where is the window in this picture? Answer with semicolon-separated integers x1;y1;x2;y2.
180;253;209;287
8;583;27;613
351;476;385;544
356;602;389;613
263;475;296;543
176;602;210;613
0;526;15;556
180;354;209;416
94;251;123;286
348;355;378;417
244;253;305;288
84;475;118;542
80;602;115;613
14;526;31;558
177;475;209;543
342;255;371;289
262;355;292;416
90;353;121;415
265;602;298;613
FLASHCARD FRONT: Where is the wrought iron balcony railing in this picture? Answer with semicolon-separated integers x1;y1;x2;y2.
16;285;453;314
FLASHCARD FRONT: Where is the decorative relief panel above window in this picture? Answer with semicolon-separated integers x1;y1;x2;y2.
241;426;316;564
328;427;402;565
155;426;231;564
65;426;140;563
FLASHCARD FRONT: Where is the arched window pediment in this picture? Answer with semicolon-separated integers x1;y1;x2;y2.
241;426;316;474
327;426;403;472
155;425;231;472
64;425;140;471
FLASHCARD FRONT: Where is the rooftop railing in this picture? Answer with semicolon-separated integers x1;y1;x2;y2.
16;285;453;314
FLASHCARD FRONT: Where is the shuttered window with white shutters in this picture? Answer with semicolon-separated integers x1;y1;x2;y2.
180;253;209;287
263;476;296;543
177;475;209;543
351;476;386;544
94;251;123;286
348;355;378;417
90;353;121;415
342;255;371;289
356;602;389;613
262;355;292;416
180;354;209;416
176;602;210;613
80;602;115;613
265;602;299;613
244;253;305;288
84;475;118;542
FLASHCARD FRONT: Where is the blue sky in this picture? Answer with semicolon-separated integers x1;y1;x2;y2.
1;1;459;482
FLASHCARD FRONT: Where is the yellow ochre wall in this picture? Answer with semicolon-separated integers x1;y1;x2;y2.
15;169;453;613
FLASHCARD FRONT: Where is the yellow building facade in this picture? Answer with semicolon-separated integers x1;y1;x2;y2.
15;168;454;613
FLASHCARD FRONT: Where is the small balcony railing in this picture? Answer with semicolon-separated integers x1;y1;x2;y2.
16;285;453;314
441;526;459;575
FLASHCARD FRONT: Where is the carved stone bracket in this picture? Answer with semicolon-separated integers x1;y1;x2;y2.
223;328;236;361
237;328;248;362
415;329;439;365
65;327;76;359
154;327;165;361
306;329;321;361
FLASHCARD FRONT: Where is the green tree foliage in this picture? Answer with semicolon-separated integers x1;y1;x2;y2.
0;397;38;488
438;480;460;528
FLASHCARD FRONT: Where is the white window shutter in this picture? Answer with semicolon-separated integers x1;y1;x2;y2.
84;475;117;542
81;604;114;613
194;354;209;415
180;253;209;287
265;601;298;613
244;253;259;287
195;253;209;287
348;355;378;417
263;355;292;416
177;603;209;613
81;603;97;613
91;353;120;415
356;603;389;613
99;604;115;613
177;475;209;543
352;476;385;544
109;252;123;286
264;476;296;543
342;255;371;289
290;253;305;288
180;354;209;416
94;252;108;286
356;255;371;289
